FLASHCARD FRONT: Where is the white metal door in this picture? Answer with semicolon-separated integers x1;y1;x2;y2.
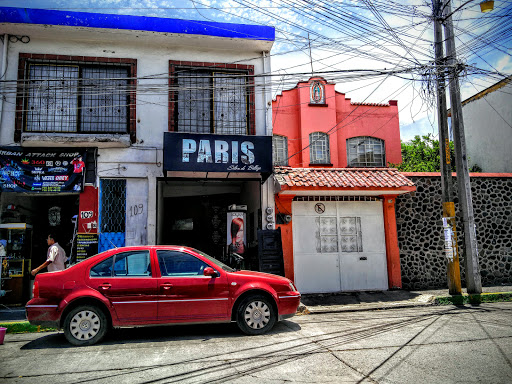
293;201;340;293
292;200;388;293
337;201;387;291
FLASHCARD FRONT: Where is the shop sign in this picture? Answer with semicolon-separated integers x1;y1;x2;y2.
163;132;272;174
0;147;86;193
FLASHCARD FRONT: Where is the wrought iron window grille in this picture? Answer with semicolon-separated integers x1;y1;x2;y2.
21;61;131;135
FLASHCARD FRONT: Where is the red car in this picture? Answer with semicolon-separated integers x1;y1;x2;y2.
26;246;301;346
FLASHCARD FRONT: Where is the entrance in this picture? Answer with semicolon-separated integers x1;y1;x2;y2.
292;200;388;294
157;180;261;267
0;194;79;303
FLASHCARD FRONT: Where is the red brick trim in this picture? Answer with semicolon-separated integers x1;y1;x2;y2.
15;53;137;143
168;60;255;135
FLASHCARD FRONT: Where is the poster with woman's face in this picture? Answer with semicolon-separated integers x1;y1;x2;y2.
227;212;246;256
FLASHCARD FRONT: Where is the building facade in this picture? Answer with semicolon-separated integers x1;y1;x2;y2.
272;78;414;294
0;7;275;303
451;76;512;173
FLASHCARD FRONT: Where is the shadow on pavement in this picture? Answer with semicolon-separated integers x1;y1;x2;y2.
20;320;301;350
301;290;422;306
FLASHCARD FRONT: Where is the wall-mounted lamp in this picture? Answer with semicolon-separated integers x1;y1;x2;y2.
480;1;494;13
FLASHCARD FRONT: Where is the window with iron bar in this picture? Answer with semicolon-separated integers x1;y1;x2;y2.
272;135;288;166
169;62;255;135
16;54;137;142
347;136;386;167
309;132;330;164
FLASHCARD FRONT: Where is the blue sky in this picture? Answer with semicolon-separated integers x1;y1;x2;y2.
3;0;511;142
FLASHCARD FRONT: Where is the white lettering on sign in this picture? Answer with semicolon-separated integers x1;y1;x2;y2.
182;139;255;165
81;211;94;219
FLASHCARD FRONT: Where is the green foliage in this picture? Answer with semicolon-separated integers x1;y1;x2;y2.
388;134;456;172
434;292;512;306
0;321;56;334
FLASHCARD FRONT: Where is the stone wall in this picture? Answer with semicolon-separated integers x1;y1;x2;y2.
396;174;512;290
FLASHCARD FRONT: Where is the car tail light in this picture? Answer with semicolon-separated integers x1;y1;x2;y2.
33;281;39;298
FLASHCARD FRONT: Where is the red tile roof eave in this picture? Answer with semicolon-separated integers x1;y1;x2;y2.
402;172;512;178
277;185;416;193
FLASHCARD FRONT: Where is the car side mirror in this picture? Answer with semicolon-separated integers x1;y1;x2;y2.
203;267;218;277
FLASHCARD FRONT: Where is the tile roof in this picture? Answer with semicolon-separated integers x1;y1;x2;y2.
274;166;415;189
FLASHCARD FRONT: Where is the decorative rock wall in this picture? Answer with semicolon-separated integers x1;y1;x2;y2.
396;175;512;290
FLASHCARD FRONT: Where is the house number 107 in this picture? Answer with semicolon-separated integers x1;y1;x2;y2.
130;204;144;216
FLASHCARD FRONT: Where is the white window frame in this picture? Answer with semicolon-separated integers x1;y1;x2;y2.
272;135;288;166
309;132;330;164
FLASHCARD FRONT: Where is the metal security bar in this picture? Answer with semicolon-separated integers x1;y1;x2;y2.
309;132;330;164
294;196;381;202
273;135;288;166
100;179;126;233
347;136;386;167
175;70;248;135
24;62;129;134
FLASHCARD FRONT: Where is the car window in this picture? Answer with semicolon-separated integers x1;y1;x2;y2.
113;251;152;277
90;256;114;277
157;250;211;277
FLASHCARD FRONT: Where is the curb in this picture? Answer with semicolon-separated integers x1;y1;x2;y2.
298;292;512;315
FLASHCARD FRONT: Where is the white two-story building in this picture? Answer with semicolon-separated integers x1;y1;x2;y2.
0;7;275;303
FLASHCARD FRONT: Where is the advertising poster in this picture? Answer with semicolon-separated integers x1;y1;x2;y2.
0;147;86;193
76;233;99;261
227;211;246;257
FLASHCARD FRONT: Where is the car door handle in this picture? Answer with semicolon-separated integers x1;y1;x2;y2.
161;284;173;290
99;283;111;290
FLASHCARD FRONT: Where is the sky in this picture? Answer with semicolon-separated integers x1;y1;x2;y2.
2;0;511;142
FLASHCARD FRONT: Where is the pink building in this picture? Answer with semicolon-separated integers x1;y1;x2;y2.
272;77;402;168
272;78;414;294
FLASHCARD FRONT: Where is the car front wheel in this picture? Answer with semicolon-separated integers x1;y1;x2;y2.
63;305;108;346
236;295;276;335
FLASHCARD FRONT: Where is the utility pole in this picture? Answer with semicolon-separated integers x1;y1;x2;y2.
442;0;482;294
433;0;461;295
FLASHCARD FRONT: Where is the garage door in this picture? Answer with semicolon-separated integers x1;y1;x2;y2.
292;200;388;293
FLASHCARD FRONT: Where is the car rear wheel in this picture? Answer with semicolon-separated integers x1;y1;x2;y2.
63;305;108;346
236;295;276;335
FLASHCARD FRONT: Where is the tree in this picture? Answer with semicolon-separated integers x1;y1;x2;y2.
389;134;456;172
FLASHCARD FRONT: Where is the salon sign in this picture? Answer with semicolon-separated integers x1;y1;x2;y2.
163;132;272;174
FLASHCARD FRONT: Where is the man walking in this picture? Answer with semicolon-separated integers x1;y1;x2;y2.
31;234;67;275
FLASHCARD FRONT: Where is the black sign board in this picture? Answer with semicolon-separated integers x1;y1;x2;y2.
76;233;99;261
0;147;86;193
163;132;272;175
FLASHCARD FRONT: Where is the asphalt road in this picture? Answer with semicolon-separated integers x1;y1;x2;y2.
1;302;511;383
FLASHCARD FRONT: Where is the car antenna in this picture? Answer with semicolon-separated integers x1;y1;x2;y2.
107;238;118;249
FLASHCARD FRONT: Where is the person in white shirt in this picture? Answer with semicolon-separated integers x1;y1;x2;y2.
31;234;68;275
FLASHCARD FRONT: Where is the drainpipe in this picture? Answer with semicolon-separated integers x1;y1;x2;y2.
261;50;275;228
262;51;272;136
0;34;8;131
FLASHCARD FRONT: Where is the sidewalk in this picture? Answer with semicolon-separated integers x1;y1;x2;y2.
298;285;512;314
1;286;511;323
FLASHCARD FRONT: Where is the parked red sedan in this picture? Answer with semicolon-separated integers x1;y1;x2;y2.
26;246;301;346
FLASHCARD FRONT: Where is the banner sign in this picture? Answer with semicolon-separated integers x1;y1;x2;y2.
163;132;272;174
0;147;86;193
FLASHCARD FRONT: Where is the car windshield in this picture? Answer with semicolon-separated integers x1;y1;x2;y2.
190;248;235;272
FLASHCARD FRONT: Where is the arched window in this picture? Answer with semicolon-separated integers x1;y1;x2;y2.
347;136;386;167
272;135;288;166
309;132;330;164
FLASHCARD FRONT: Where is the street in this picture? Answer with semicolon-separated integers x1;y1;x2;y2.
1;302;511;384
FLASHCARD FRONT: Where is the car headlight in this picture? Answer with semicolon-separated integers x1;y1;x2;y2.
288;281;297;292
